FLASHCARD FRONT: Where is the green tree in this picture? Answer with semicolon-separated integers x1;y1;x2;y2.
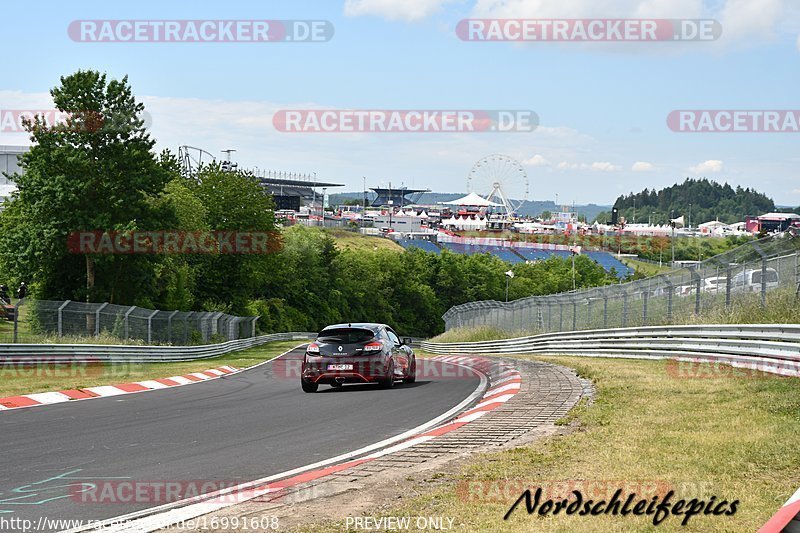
0;70;169;302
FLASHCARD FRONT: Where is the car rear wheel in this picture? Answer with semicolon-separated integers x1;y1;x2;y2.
301;379;318;393
403;358;416;384
379;362;395;389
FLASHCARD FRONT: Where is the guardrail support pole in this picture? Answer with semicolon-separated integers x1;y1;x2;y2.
603;297;608;328
146;310;159;344
166;310;178;344
572;300;577;331
642;290;648;325
251;316;259;337
13;298;25;343
94;302;108;336
123;305;135;340
761;257;768;308
184;312;194;344
558;301;563;332
667;287;673;322
725;265;733;308
622;292;628;327
57;300;71;337
586;298;592;329
689;266;701;315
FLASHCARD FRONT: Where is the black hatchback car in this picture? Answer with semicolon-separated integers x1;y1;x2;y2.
301;323;416;392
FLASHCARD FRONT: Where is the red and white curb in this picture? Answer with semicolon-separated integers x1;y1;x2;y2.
65;355;517;533
759;487;800;532
0;366;239;411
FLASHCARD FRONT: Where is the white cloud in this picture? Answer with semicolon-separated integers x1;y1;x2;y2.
523;154;550;166
470;0;798;48
557;161;621;172
632;161;654;172
689;159;724;174
591;161;621;172
791;188;800;195
472;0;702;19
344;0;456;21
718;0;785;43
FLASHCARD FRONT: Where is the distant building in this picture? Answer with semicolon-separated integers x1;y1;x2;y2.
370;187;428;207
0;145;27;180
0;145;28;205
756;212;800;233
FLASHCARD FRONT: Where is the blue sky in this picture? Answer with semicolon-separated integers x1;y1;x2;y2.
1;0;799;205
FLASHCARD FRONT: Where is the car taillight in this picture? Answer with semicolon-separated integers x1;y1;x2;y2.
363;342;383;352
307;343;320;354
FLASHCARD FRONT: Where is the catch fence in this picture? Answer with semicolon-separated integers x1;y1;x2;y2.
443;233;800;333
1;300;258;344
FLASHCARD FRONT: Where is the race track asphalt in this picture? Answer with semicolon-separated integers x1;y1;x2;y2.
0;345;480;530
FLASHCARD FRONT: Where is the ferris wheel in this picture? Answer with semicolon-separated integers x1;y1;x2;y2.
466;154;529;215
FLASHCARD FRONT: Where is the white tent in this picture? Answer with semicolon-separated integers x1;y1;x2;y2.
440;192;502;207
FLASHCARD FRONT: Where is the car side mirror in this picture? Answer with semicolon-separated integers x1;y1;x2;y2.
403;337;413;346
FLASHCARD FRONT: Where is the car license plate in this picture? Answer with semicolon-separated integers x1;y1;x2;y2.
328;364;353;371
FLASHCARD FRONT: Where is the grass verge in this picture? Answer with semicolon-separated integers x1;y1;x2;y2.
0;339;301;398
619;257;673;277
316;355;799;532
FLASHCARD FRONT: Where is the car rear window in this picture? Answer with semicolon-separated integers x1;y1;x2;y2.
317;328;375;343
753;271;778;284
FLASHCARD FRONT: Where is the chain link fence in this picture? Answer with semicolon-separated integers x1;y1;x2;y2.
0;300;259;344
443;233;800;333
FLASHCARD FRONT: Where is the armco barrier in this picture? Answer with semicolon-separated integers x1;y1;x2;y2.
420;324;800;377
0;332;316;364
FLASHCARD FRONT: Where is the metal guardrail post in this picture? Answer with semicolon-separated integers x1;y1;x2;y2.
586;298;593;329
603;296;608;328
251;316;259;337
622;291;628;327
796;251;800;298
687;266;701;315
750;241;768;308
146;309;158;344
166;310;178;344
13;298;25;343
558;299;564;332
184;311;194;344
123;305;135;340
95;302;108;336
572;299;577;331
725;264;733;308
642;289;648;325
57;300;71;337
